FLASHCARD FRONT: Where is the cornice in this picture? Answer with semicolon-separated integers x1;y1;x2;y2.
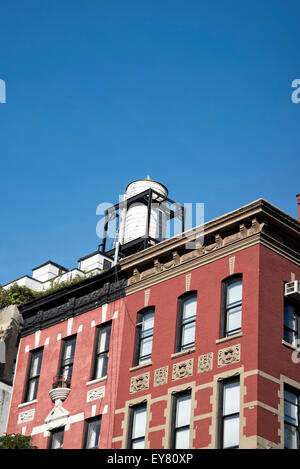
120;198;300;271
122;199;300;295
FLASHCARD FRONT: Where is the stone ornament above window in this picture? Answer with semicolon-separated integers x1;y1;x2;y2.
217;344;241;368
130;372;150;394
154;366;168;387
18;409;35;424
87;386;105;402
172;358;193;381
198;352;213;373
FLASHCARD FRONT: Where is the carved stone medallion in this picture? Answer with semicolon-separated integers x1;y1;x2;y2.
217;344;241;368
130;372;150;394
172;359;193;381
154;366;168;387
198;352;213;373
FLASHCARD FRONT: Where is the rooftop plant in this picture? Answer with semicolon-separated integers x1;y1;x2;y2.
0;271;102;309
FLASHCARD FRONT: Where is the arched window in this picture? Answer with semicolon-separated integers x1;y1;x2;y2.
221;276;243;337
134;307;155;366
176;292;197;352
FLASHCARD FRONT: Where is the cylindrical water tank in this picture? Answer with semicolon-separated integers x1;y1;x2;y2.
119;179;168;245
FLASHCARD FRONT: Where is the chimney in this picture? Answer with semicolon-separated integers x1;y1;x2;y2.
297;194;300;222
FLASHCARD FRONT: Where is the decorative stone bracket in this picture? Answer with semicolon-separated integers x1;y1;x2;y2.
45;387;71;430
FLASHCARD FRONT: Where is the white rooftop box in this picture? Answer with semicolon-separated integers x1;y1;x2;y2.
32;261;68;283
78;251;112;273
285;281;300;301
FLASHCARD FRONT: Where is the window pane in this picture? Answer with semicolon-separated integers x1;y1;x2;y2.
227;280;242;306
176;394;191;428
183;296;197;320
51;429;64;449
86;418;101;449
98;328;110;354
30;352;42;378
284;305;296;330
61;365;72;379
64;342;74;360
95;355;108;379
181;322;195;347
142;312;154;332
132;407;147;439
132;438;145;449
140;336;153;361
27;379;38;402
175;427;190;449
285;391;298;426
284;328;296;346
227;306;242;334
285;423;298;449
223;415;239;448
223;381;240;416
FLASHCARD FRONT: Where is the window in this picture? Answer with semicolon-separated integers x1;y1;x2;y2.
176;293;197;352
59;336;76;383
134;308;154;366
84;416;102;449
92;323;111;380
170;391;191;449
49;428;64;449
284;387;300;449
218;377;240;449
284;302;300;347
127;404;147;449
24;348;43;402
221;276;242;337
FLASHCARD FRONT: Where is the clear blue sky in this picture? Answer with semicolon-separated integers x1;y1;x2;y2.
0;0;299;285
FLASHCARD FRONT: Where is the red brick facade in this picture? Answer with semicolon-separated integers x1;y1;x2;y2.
6;199;300;449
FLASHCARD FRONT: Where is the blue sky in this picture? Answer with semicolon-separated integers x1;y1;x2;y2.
0;0;299;285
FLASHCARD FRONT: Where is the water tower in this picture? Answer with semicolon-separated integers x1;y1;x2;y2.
101;177;185;262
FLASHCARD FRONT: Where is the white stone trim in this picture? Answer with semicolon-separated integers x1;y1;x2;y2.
18;399;37;409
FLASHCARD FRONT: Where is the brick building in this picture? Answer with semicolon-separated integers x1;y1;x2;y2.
5;181;300;449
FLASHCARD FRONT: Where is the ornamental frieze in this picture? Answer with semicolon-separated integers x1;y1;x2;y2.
198;352;213;373
217;344;241;368
154;366;168;387
172;358;193;381
127;217;267;287
130;372;150;394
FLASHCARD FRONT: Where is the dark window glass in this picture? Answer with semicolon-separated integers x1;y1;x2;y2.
284;303;300;347
59;336;76;383
84;416;102;449
170;391;191;449
284;387;300;449
49;428;64;449
176;294;197;352
92;323;111;380
135;309;154;365
24;348;43;402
